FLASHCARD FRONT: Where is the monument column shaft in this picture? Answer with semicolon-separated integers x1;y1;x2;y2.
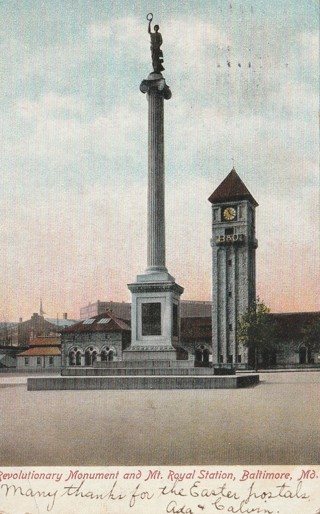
147;87;167;272
125;19;184;360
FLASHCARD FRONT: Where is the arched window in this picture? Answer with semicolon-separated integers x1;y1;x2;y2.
101;347;109;362
84;346;99;366
69;351;76;366
85;350;92;366
101;346;116;362
69;347;83;366
76;351;82;365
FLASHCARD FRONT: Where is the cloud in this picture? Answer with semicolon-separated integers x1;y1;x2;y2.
0;6;318;319
16;94;87;119
299;31;319;67
4;92;146;178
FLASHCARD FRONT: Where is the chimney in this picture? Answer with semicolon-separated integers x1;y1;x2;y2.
19;317;23;323
63;313;68;320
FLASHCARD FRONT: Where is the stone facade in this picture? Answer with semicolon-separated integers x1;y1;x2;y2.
180;313;320;368
258;312;320;367
126;279;184;360
180;317;212;364
61;311;131;367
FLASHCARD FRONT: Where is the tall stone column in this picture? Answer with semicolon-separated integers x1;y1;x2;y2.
140;73;171;274
124;16;184;361
125;73;184;361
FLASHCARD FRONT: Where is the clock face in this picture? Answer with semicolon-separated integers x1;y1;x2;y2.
223;206;237;221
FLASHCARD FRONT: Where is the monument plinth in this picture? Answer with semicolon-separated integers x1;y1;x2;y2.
124;16;184;361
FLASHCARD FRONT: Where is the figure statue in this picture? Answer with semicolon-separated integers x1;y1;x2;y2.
147;13;165;73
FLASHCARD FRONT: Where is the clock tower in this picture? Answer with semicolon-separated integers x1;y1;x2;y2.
208;168;258;368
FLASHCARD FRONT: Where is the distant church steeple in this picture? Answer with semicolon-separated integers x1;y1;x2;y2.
39;299;45;317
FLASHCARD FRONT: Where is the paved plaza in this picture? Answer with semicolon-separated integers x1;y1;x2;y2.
0;371;319;466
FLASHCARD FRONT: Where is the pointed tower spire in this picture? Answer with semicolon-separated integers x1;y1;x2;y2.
39;298;45;317
208;168;258;206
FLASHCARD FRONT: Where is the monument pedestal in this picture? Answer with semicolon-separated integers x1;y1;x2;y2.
124;272;184;361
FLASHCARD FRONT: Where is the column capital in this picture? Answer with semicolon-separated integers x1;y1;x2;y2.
140;74;172;99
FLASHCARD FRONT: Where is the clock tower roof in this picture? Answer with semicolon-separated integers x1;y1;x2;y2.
208;168;258;207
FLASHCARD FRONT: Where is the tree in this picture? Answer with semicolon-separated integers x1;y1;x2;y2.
237;297;278;370
302;319;320;354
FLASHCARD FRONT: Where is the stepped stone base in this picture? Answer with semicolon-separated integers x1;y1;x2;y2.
94;360;191;369
28;374;259;391
62;367;215;376
123;347;178;361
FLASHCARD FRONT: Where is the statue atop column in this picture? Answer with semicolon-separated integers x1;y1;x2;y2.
147;13;165;73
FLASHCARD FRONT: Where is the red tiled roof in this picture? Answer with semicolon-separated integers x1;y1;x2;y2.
63;311;131;334
17;347;61;357
29;337;61;347
208;169;258;206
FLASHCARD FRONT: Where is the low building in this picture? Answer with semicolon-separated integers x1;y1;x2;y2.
61;309;320;369
180;312;320;368
16;336;61;370
263;312;320;367
61;311;131;366
80;300;212;321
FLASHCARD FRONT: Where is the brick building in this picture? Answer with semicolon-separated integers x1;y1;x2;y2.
0;313;79;347
80;300;212;321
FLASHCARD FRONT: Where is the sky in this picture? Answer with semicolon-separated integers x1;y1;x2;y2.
0;0;318;321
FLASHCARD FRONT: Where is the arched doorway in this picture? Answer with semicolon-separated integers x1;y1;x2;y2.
299;346;307;364
203;348;209;364
195;345;210;366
